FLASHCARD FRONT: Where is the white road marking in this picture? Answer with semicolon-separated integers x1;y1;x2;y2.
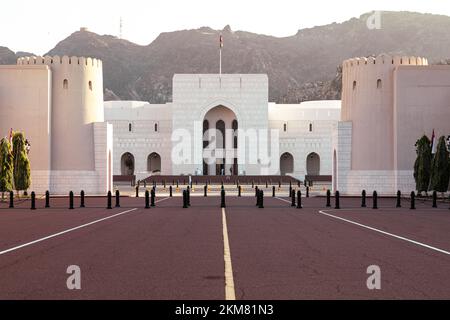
318;210;450;256
0;197;172;256
273;197;450;256
275;197;291;204
222;207;236;300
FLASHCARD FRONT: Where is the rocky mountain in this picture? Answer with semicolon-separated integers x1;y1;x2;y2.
2;11;450;103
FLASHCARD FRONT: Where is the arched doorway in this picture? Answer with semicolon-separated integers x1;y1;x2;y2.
306;152;320;176
121;152;135;175
203;105;238;176
147;152;161;174
280;152;294;175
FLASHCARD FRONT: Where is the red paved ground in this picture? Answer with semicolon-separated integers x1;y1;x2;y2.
0;194;449;299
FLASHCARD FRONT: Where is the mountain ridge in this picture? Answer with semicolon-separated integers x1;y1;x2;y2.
2;11;450;103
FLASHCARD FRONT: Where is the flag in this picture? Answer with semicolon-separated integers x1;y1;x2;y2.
219;34;223;49
431;129;437;154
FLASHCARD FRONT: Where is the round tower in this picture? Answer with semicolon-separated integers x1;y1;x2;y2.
17;55;104;171
341;54;428;171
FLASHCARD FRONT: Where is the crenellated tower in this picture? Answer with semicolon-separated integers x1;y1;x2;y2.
341;54;428;171
17;55;104;171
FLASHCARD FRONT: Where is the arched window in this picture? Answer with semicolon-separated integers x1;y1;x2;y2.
154;123;158;132
353;81;357;90
309;123;313;132
280;152;294;175
63;79;69;89
283;123;287;132
306;152;320;176
232;119;238;149
377;79;382;89
128;123;132;132
147;152;162;173
88;81;93;91
120;152;135;175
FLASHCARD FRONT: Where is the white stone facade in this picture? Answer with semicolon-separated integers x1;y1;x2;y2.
105;74;341;181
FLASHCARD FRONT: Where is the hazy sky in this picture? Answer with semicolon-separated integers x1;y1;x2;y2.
2;0;449;55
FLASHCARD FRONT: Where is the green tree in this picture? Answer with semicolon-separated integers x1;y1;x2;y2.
12;132;31;195
413;135;432;194
429;136;450;195
0;138;14;200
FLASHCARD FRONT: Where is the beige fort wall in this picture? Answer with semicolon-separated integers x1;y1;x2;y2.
336;54;450;195
341;54;428;172
0;65;52;171
17;56;104;172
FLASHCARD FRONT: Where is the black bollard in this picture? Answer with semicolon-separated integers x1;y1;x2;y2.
80;190;85;208
238;185;242;197
361;190;367;208
169;185;173;197
326;190;331;207
297;190;302;209
9;191;14;208
306;186;309;198
266;181;268;189
186;188;190;207
151;189;156;207
182;190;188;209
259;190;264;209
252;181;254;188
45;190;50;208
135;185;139;198
255;186;259;197
272;186;276;197
396;190;401;208
410;191;416;210
107;191;112;209
177;181;179;188
432;191;437;208
372;191;378;209
256;190;260;206
204;185;207;197
291;189;296;207
279;181;281;188
335;191;340;209
164;180;166;189
298;181;301;188
69;191;74;210
31;191;36;210
145;190;150;209
115;190;120;208
221;189;226;208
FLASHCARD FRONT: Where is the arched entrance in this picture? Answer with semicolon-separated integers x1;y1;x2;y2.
280;152;294;175
121;152;135;175
147;152;161;174
306;152;320;176
203;105;238;176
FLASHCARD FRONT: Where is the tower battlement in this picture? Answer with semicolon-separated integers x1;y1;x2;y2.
343;54;428;69
17;55;102;68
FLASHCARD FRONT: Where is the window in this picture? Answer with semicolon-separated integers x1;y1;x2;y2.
154;123;158;132
63;79;68;89
353;81;357;90
88;81;93;91
128;123;132;132
283;123;287;132
309;123;313;132
377;79;382;89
